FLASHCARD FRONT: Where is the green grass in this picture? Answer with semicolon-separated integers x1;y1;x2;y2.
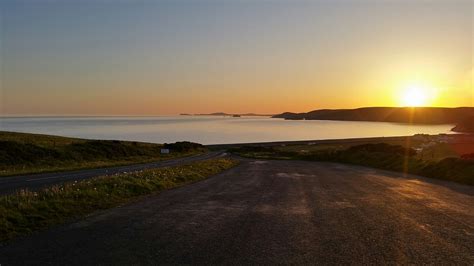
0;131;205;176
244;134;471;162
0;158;238;242
231;143;474;185
0;131;87;147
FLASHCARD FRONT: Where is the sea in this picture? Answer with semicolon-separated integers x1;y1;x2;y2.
0;116;454;145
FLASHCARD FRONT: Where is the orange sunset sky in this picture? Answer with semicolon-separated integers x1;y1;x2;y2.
1;0;473;115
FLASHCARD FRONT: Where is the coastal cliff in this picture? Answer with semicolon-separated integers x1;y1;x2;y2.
272;107;474;125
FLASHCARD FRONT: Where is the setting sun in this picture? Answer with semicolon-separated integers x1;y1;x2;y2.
400;85;436;107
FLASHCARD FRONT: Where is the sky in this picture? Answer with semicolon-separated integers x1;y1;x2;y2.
1;0;473;115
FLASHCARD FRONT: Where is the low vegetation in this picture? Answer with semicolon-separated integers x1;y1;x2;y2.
231;143;474;185
0;158;238;241
452;116;474;133
163;141;204;152
0;131;206;176
462;153;474;160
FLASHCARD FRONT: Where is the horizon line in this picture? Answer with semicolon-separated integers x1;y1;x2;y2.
1;106;474;118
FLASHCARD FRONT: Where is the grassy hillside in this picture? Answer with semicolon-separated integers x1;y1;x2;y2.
230;139;474;185
0;131;205;176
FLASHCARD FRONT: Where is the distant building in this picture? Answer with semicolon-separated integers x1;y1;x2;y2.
161;148;170;154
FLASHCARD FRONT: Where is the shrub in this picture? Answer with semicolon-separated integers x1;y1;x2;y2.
461;153;474;160
163;141;204;152
229;146;275;153
421;157;474;185
347;143;416;156
0;141;61;166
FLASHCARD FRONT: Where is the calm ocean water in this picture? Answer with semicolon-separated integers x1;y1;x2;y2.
0;116;454;145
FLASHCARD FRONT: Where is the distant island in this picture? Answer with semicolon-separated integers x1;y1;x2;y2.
272;107;474;132
182;112;274;117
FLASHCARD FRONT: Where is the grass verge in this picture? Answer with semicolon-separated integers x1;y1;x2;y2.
0;158;238;242
0;154;202;178
231;144;474;185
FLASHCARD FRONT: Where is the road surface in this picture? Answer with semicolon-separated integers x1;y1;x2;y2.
1;159;473;265
0;151;225;195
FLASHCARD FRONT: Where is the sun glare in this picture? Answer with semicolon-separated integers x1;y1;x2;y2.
400;85;435;107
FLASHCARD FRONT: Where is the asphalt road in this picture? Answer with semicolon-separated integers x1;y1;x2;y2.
0;151;226;195
1;159;473;265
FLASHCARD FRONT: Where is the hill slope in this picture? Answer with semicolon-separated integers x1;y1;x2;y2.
272;107;474;125
0;131;204;176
